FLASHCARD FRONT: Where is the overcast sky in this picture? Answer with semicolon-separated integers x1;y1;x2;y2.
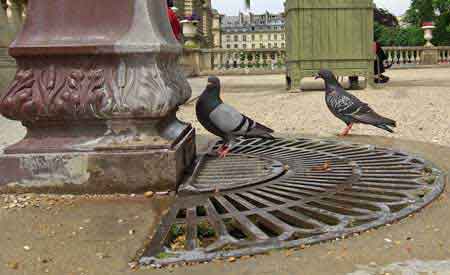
211;0;411;16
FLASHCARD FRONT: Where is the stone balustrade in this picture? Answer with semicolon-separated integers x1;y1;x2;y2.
383;47;424;66
180;48;287;76
180;46;450;77
438;47;450;64
383;46;450;67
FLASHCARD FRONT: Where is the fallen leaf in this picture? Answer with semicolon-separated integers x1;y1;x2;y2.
7;262;19;270
312;161;332;172
228;257;237;262
144;191;154;198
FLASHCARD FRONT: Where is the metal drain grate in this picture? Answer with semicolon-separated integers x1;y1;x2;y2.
140;137;445;267
179;154;286;193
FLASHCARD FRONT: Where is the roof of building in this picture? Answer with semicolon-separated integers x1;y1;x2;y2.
221;11;285;33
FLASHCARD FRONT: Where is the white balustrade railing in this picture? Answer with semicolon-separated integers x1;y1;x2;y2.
382;47;424;67
186;46;450;76
205;48;287;71
437;47;450;64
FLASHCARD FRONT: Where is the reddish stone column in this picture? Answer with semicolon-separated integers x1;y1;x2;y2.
0;0;196;193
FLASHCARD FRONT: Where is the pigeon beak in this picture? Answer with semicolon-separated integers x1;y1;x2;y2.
314;74;320;80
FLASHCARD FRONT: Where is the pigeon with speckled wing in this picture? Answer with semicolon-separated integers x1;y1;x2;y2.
196;76;274;158
316;69;397;136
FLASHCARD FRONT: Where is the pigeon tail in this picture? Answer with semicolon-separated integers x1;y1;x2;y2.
244;121;274;138
372;114;397;128
255;121;274;134
375;124;395;133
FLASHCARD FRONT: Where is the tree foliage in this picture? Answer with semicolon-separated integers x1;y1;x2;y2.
375;22;425;46
404;0;450;45
374;0;450;46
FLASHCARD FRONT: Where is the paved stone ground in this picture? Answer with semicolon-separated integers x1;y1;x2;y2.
350;259;450;275
0;68;449;275
0;136;448;275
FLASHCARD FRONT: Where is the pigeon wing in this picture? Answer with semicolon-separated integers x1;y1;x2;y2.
209;103;273;138
327;92;366;116
333;90;397;127
351;106;397;127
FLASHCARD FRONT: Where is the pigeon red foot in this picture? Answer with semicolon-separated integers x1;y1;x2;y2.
339;123;353;137
217;145;231;159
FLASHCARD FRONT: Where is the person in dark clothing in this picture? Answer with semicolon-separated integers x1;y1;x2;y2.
167;0;182;42
374;41;392;83
348;41;392;88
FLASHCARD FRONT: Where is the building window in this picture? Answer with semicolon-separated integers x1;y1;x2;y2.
243;44;247;49
243;35;247;42
260;43;265;48
226;35;231;42
268;43;272;48
252;44;256;48
259;34;263;40
251;34;255;41
281;43;285;48
281;34;285;40
268;34;271;40
234;44;238;49
234;35;238;42
274;43;278;48
226;44;231;49
274;34;278;40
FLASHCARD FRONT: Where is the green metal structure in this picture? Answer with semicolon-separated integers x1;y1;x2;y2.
286;0;375;89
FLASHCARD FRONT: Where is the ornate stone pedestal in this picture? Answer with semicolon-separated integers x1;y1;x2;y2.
0;0;196;193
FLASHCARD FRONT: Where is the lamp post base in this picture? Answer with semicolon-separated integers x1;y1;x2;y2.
0;125;196;194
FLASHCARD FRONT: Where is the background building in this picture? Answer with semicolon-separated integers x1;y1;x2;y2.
173;0;215;48
211;9;222;48
221;11;285;50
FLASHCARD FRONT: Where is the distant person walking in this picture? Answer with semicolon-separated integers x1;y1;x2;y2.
349;41;392;88
374;41;392;84
167;0;182;42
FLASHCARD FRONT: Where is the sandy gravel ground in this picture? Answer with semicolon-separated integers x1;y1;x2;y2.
181;68;450;148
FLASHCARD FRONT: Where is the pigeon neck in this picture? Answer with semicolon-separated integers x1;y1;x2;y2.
202;86;222;103
325;78;341;91
211;87;221;100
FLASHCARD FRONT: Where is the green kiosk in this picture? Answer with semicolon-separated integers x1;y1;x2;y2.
286;0;375;90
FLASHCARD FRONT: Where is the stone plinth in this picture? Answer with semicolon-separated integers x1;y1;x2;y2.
421;47;439;65
0;0;196;193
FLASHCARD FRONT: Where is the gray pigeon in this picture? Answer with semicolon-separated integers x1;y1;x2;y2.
316;69;397;136
196;76;274;158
